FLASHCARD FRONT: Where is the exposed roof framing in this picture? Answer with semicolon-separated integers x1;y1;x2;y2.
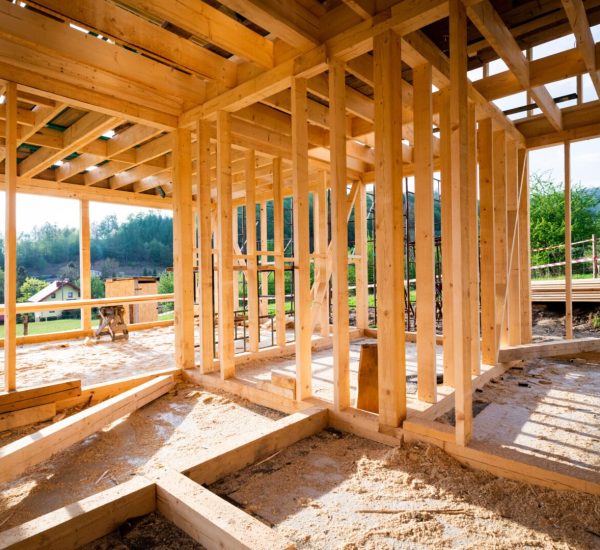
561;0;600;97
467;0;563;131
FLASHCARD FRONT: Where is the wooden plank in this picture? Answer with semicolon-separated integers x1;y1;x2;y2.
245;150;260;353
413;62;436;403
561;0;600;97
356;343;378;413
565;141;573;339
79;200;92;332
172;128;195;370
354;183;369;331
373;30;406;428
439;89;454;387
3;81;17;391
478;118;497;365
492;130;508;349
329;59;350;411
27;0;237;86
120;0;273;69
0;403;56;433
0;375;174;484
155;470;295;550
498;337;600;362
272;157;287;348
217;111;235;379
181;406;328;484
506;138;521;346
0;476;156;550
467;103;480;375
0;379;81;414
518;149;532;343
291;77;313;400
312;171;330;337
55;368;181;411
449;0;472;446
259;200;269;317
197;121;215;373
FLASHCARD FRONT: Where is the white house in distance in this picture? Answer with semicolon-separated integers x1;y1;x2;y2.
28;280;80;322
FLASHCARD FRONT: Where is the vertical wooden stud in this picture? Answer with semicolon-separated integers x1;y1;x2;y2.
4;82;17;391
79;199;92;333
506;138;521;345
245;150;259;353
217;111;235;379
374;30;406;428
314;172;329;337
196;121;215;373
478;118;497;364
354;183;369;331
518;149;532;343
439;89;454;388
260;202;269;317
172;127;195;370
329;58;350;411
272;157;286;348
291;77;312;400
467;103;480;375
449;0;472;446
413;62;437;403
565;141;573;339
492;130;508;349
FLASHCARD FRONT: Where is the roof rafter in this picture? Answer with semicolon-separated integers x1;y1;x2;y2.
561;0;600;98
466;0;563;131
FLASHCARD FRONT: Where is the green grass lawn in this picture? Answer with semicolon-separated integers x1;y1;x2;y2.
158;310;175;320
0;318;81;338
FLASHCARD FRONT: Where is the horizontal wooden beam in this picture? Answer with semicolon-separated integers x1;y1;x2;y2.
498;337;600;362
0;379;81;414
0;476;156;550
0;375;174;485
155;470;294;549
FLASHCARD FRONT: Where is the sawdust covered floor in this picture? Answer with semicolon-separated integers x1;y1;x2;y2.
437;359;600;485
0;383;283;532
210;431;600;549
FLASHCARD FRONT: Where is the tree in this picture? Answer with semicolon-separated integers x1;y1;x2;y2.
0;267;4;304
530;170;600;266
158;270;174;311
18;277;47;302
16;266;28;295
59;261;79;281
91;277;105;299
96;258;120;279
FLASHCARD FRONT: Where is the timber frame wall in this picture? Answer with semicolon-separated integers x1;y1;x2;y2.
2;0;600;543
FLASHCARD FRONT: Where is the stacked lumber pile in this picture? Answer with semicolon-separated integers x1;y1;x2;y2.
0;379;81;432
531;278;600;302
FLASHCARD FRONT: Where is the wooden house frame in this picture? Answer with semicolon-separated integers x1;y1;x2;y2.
1;0;600;546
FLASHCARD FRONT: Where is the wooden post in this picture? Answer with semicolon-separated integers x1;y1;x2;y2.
79;199;92;333
518;148;532;343
565;140;573;339
374;30;406;428
329;58;350;412
217;111;235;379
467;103;480;375
314;172;329;337
259;201;269;317
4;82;17;391
449;0;473;446
196;121;215;373
413;62;436;404
291;77;312;400
506;138;521;346
245;150;259;353
172;127;195;370
272;157;286;347
354;183;369;331
439;89;454;387
493;129;508;349
478;118;497;364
